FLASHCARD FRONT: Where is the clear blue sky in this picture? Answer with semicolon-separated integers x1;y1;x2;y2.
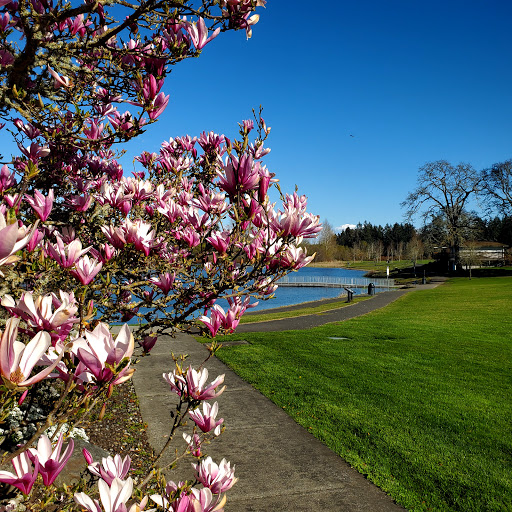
122;0;512;231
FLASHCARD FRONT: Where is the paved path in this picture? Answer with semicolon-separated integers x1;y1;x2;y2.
238;289;408;333
132;281;444;511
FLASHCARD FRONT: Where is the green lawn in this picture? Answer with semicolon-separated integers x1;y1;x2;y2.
239;295;370;324
309;259;432;272
214;277;512;511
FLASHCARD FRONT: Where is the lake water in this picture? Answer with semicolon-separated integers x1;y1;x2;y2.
136;267;380;319
248;267;369;312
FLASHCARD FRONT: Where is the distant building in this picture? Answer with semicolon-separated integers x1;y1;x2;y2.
434;242;509;268
459;242;508;266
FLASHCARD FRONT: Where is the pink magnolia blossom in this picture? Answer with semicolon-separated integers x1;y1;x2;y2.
192;184;227;214
101;225;127;249
140;74;163;102
157;197;183;224
13;120;40;139
84;119;105;140
217;153;260;196
151;482;225;512
48;67;72;88
46;237;91;268
70;254;103;285
149;481;194;511
74;477;136;512
270;245;315;270
0;213;34;270
242;197;264;222
148;91;169;120
206;231;230;255
107;110;135;133
28;433;74;486
241;119;253;132
183;205;209;231
67;14;92;37
178;225;200;248
183;432;202;457
185;17;221;50
135;151;158;167
4;194;20;209
275;195;321;239
242;12;260;39
0;317;63;388
73;323;134;385
123;218;157;255
198;305;225;337
257;166;276;202
1;290;79;343
138;335;157;354
101;243;116;262
0;164;15;192
25;189;55;222
189;401;224;435
0;12;12;32
284;191;308;212
159;152;193;174
192;487;226;512
17;142;50;162
149;272;175;294
197;131;225;152
199;297;257;336
99;182;133;215
250;141;271;160
0;452;39;495
163;366;225;401
254;276;278;296
123;177;153;202
65;194;94;211
84;452;131;486
193;457;237;495
227;295;258;316
27;228;44;251
0;48;14;66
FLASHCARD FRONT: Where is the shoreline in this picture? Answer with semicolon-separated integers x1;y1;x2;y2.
308;261;373;271
243;292;360;316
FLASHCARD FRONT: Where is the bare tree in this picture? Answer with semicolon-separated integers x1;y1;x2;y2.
317;219;338;261
482;160;512;214
406;236;424;276
395;240;404;261
375;240;384;263
351;242;363;262
402;160;483;271
459;242;483;279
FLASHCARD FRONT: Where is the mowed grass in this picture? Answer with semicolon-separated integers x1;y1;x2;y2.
214;277;512;511
239;295;370;324
309;259;432;271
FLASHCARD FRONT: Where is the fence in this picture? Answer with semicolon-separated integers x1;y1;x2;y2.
277;275;395;288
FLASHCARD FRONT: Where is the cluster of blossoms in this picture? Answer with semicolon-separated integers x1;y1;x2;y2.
0;117;320;335
0;0;320;509
0;307;236;510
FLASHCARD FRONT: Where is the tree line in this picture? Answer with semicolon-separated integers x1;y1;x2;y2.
310;158;512;265
310;215;512;263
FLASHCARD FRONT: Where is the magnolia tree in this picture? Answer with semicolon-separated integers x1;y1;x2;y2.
0;0;320;510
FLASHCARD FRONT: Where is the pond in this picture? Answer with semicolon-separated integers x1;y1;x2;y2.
249;266;371;312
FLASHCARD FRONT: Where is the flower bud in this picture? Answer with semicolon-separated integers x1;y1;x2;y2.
82;448;94;464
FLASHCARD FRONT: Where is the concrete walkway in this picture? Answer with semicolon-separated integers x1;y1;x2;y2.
132;281;444;511
237;279;445;333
